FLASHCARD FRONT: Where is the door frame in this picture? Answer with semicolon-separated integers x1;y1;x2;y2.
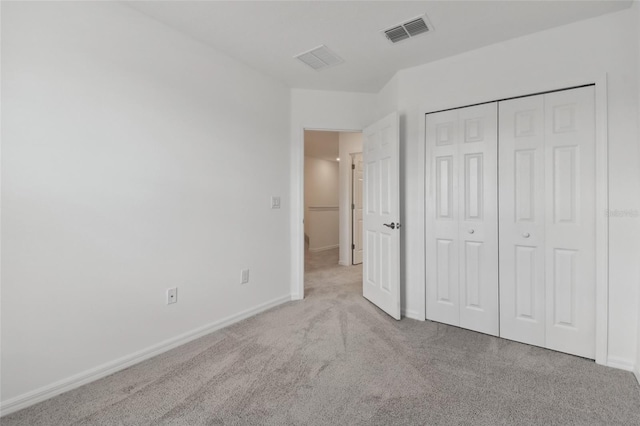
292;126;362;300
351;152;363;265
422;76;609;366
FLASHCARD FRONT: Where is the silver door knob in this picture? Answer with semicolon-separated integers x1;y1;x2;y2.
468;229;475;234
523;232;531;238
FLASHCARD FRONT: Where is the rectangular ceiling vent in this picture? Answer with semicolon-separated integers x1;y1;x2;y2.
383;15;433;44
294;45;344;71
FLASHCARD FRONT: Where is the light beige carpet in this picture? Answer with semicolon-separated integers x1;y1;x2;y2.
3;247;640;425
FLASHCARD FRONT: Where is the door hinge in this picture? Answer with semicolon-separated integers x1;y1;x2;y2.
352;244;355;250
352;204;355;210
352;164;355;170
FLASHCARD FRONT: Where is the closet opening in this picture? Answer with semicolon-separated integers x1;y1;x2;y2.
423;81;608;365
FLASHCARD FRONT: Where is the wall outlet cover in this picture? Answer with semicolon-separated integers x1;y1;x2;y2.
167;287;178;304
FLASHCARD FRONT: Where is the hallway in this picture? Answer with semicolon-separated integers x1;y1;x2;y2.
304;247;362;298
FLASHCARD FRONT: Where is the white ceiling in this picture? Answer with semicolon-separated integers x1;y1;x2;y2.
126;1;633;93
304;131;340;162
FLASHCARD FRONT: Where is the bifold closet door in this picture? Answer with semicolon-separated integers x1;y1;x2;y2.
499;86;596;359
426;103;499;336
498;95;546;347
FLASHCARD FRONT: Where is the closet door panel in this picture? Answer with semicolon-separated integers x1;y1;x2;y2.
499;95;546;347
458;103;499;336
544;87;596;359
426;109;460;326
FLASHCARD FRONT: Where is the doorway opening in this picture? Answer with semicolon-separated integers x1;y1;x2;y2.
303;130;363;296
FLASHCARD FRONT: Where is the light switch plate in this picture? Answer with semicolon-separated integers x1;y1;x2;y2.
240;269;250;284
271;196;281;209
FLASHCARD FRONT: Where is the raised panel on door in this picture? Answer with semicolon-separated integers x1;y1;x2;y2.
362;112;401;320
364;151;378;291
457;103;499;336
544;87;596;359
426;109;460;326
498;95;546;348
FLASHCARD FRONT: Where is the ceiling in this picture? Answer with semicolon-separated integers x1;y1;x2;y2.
126;1;633;93
305;131;339;162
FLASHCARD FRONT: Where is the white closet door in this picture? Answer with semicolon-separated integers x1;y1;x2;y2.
499;86;596;359
426;103;499;336
457;104;499;335
426;109;460;326
544;87;596;359
499;95;546;347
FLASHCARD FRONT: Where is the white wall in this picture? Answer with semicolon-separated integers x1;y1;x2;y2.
375;75;400;119
304;156;339;251
290;89;377;298
635;0;640;383
391;7;640;368
1;1;291;409
338;132;363;265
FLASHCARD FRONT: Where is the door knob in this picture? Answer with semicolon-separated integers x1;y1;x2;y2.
383;222;396;230
523;232;531;238
468;229;475;234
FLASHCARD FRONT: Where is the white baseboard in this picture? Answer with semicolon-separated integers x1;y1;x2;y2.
606;356;636;372
308;244;339;253
634;368;640;386
402;309;424;321
0;294;292;417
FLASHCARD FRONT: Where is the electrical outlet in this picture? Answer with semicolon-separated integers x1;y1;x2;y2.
167;287;178;304
240;269;250;284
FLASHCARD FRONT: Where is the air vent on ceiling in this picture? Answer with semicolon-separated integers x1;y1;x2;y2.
383;15;433;44
294;45;344;71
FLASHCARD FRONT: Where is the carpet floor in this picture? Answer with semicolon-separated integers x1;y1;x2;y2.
3;248;640;425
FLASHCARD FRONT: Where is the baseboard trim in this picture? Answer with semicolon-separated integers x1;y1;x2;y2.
0;294;292;417
634;368;640;386
402;309;424;321
606;356;635;372
309;244;339;253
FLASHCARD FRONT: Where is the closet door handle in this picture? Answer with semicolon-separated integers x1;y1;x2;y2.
468;229;475;234
523;232;531;238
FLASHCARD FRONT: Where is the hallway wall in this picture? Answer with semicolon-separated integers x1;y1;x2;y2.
304;156;339;251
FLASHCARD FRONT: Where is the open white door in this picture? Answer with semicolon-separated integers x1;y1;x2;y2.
362;112;401;320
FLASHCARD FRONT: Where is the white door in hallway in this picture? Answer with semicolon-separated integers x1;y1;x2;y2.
352;153;364;265
425;103;499;336
499;86;596;359
362;112;401;320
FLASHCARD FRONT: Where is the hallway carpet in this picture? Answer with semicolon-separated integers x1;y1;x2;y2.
4;248;640;425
